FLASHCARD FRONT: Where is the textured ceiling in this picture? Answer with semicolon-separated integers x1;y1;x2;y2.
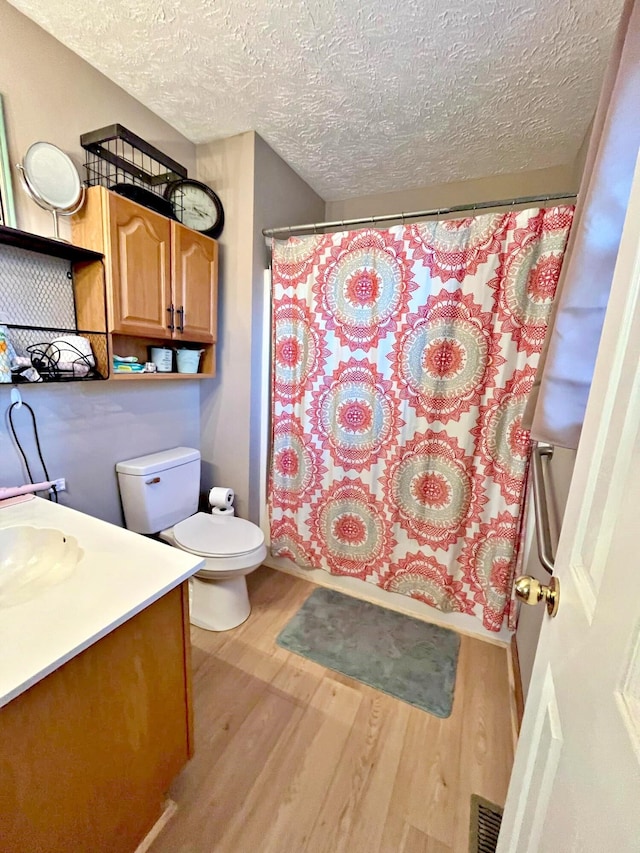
9;0;623;200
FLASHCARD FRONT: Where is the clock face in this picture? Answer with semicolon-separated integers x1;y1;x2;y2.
165;180;223;236
175;183;219;231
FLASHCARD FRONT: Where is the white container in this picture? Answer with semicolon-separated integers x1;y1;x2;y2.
176;348;203;373
150;347;173;372
45;335;95;365
116;447;200;534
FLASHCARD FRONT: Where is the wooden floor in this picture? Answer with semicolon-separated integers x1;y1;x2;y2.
150;567;514;853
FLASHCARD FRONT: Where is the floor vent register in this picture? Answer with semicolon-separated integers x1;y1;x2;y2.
469;794;504;853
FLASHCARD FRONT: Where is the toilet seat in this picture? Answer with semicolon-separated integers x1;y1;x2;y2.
173;512;265;559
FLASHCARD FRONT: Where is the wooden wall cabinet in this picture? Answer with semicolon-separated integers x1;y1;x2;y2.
172;220;218;344
108;191;172;338
0;584;193;853
72;186;218;379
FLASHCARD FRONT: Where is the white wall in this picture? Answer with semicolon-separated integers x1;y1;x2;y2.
196;132;256;520
196;132;324;521
1;382;199;524
325;163;579;221
0;0;200;523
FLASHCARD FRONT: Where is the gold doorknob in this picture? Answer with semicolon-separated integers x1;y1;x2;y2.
514;575;560;617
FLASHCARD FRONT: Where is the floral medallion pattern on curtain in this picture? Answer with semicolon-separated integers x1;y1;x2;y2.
269;207;574;631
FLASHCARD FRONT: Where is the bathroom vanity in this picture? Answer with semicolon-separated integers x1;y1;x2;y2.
0;497;204;853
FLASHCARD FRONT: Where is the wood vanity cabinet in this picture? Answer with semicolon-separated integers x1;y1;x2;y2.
0;583;193;853
72;186;218;377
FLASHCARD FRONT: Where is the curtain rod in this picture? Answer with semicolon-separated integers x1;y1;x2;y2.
262;191;578;238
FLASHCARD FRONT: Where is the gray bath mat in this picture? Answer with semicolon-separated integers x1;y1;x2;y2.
276;587;460;718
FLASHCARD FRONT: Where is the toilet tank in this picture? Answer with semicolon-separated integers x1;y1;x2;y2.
116;447;200;534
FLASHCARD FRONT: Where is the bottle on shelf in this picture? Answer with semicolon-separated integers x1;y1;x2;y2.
0;317;12;383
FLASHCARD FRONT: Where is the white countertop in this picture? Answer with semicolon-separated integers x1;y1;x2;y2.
0;497;204;708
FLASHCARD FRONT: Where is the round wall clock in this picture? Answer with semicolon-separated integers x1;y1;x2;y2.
164;179;224;239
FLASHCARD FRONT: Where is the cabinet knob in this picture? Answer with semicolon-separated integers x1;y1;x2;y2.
167;304;175;331
176;306;185;333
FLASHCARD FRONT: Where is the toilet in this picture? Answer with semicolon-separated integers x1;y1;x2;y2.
116;447;266;631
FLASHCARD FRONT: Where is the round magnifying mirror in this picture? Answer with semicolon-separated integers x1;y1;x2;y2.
18;141;85;240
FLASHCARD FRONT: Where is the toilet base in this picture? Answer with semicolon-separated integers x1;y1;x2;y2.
189;573;251;632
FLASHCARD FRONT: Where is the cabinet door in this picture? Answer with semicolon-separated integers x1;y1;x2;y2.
0;585;191;853
108;194;172;338
171;222;217;344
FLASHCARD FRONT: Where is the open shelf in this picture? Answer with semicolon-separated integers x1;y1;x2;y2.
111;371;212;381
8;327;109;384
11;373;107;384
7;324;107;336
0;225;103;263
1;242;109;383
111;332;215;380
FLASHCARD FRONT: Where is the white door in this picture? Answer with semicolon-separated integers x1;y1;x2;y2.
498;154;640;852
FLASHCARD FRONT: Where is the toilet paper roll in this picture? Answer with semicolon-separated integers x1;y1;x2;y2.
209;486;234;509
211;506;235;517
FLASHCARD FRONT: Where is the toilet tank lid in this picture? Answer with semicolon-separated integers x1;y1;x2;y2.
116;447;200;477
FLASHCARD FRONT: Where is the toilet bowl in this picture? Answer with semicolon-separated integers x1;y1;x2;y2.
116;447;266;632
161;513;266;631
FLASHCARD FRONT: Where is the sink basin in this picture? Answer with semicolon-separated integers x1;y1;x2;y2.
0;526;83;607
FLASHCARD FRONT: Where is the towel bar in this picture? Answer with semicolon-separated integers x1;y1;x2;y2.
531;442;555;575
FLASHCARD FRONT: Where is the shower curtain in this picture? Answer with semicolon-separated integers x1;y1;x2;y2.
268;207;574;631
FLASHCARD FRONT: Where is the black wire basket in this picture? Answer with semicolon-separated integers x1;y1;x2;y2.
81;124;188;220
25;339;104;382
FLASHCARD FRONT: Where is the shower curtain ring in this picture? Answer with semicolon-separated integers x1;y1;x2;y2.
401;212;406;225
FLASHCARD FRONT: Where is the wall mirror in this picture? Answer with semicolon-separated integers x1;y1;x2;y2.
17;141;84;241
